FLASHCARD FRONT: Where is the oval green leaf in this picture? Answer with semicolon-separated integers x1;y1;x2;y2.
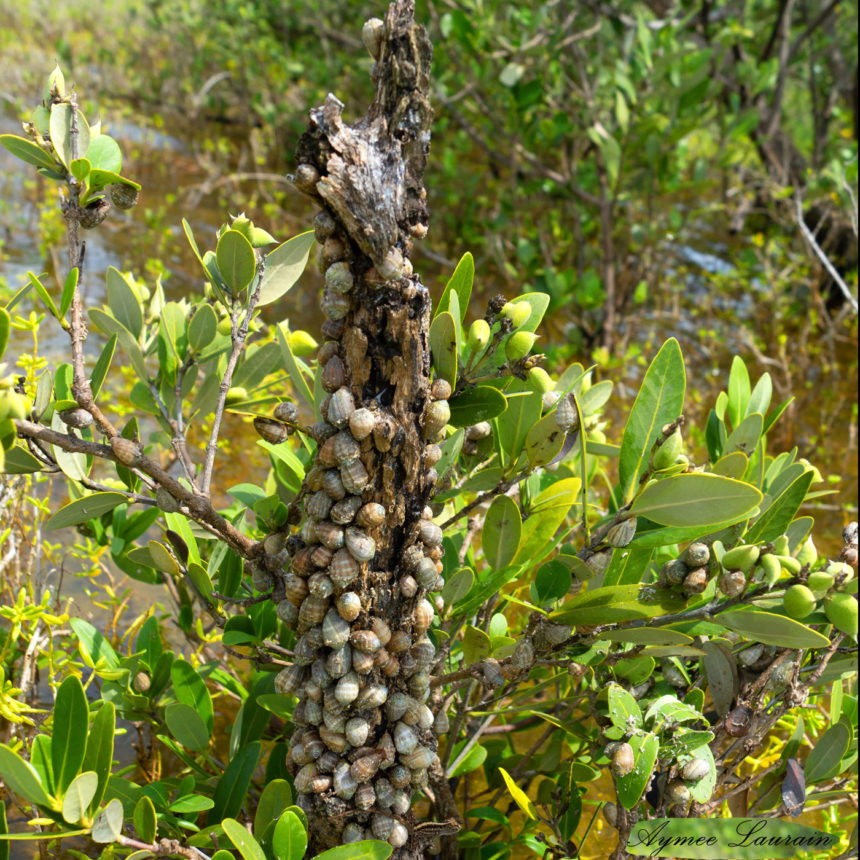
430;311;458;386
482;495;521;570
46;492;128;532
222;818;266;860
804;722;851;784
216;229;257;293
91;798;123;843
448;385;507;427
133;795;157;844
272;809;307;860
718;609;830;648
52;675;89;794
258;231;315;306
188;304;218;352
171;660;214;733
49;103;90;170
85;135;122;175
164;702;210;751
105;267;143;338
0;744;55;810
0;134;58;170
525;411;566;466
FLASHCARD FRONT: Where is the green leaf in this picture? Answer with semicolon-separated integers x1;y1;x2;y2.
50;103;90;170
718;609;830;649
2;446;44;474
746;471;814;544
747;372;773;419
0;308;8;360
515;477;580;565
313;843;393;860
629;474;761;527
147;541;180;576
525;412;566;466
89;169;140;190
0;745;56;810
59;268;79;319
499;767;538;820
272;809;307;860
133;796;157;844
217;230;257;293
88;308;148;381
701;640;738;717
550;584;684;626
448;743;488;778
462;625;492;664
607;683;643;731
255;779;293;839
436;252;473;322
430;311;458;386
615;732;658;809
52;675;89;794
448;385;507;427
209;742;261;823
85;135;122;175
727;356;751;429
724;412;763;457
105;268;143;338
188;304;218;352
618;338;685;500
187;561;214;603
62;772;98;824
686;743;716;803
70;619;120;670
258;231;315;306
82;702;115;814
171;660;214;733
496;388;541;467
597;629;692;646
275;324;314;412
46;492;128;531
222;818;266;860
442;567;475;605
805;722;851;784
0;800;8;860
0;134;59;170
91;798;124;843
89;335;117;400
164;703;210;751
27;271;59;319
482;495;521;570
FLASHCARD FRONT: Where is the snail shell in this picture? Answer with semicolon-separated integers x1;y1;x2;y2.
334;670;360;704
321;288;349;320
336;591;362;621
327;388;356;428
342;822;365;841
402;745;435;770
355;683;388;709
293;163;320;194
314;209;337;241
391;790;411;815
298;594;329;628
374;777;395;808
351;630;381;653
322;711;348;737
413;598;435;634
389;765;411;789
611;743;635;777
424;443;442;466
331;495;363;525
304;698;324;725
303;680;323;703
415;557;439;590
421;400;450;440
110;436;141;466
354;782;376;810
345;527;376;562
273;401;299;423
411;637;435;667
326;643;353;678
311;659;332;688
388;822;409;848
372;413;396;452
349;408;376;441
371;813;395;840
356;502;385;528
362;17;384;60
377;247;405;281
345;717;371;747
333;431;361;466
311;420;338;444
321;355;346;393
394;721;418;755
554;396;576;432
293;634;319;667
419;518;444;547
284;574;309;606
254;416;288;444
370;617;391;646
322;470;347;500
433;709;450;734
387;631;412;654
274;664;305;696
315;520;345;551
399;574;418;598
376;649;400;677
318;339;339;366
340;459;370;494
333;761;358;799
294;763;325;793
386;692;410;722
431;378;452;401
317;749;340;773
305;490;334;521
352;649;376;674
276;599;299;626
408;671;431;698
322;608;351;648
329;548;361;589
307;571;334;598
325;261;354;294
680;758;710;781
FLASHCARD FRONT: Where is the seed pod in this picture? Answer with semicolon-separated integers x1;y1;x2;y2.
329;548;361;589
680;758;710;782
155;486;181;514
346;407;375;441
666;779;691;805
422;400;450;440
394;722;418;755
351;629;381;653
298;594;328;628
111;436;141;466
331;495;363;525
431;379;452;401
606;518;637;548
554;396;576;432
333;431;361;466
683;567;709;596
340;459;370;494
355;683;388;709
718;569;746;597
362;16;384;59
277;599;299;627
345;717;370;747
325;261;354;294
611;743;635;777
402;745;435;770
352;649;375;674
254;416;288;444
722;544;760;573
284;573;310;607
323;608;351;648
419;518;444;547
305;490;334;521
336;591;362;621
334;671;360;705
328;388;356;428
356;502;385;528
315;520;345;551
345;527;376;562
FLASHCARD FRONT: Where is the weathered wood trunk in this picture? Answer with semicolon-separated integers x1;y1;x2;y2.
272;3;452;856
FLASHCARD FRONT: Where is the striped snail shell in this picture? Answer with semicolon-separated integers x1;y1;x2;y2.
398;653;417;680
274;664;305;695
355;683;388;709
307;572;334;599
402;745;435;770
329;548;361;589
293;763;322;793
430;379;452;401
291;545;316;575
333;431;361;466
411;637;435;667
354;782;376;811
315;520;345;550
327;644;353;679
314;209;337;241
320;726;349;755
311;420;338;444
293;634;318;666
304;698;324;725
321;355;346;392
284;573;309;607
305;465;326;492
415;557;439;589
419;518;444;547
413;598;435;634
352;649;376;674
402;545;424;570
293;163;320;193
375;649;400;677
318;339;339;366
298;594;329;628
325;261;354;294
276;599;299;626
371;813;395;840
386;692;410;722
340;459;370;494
110;436;141;466
356;502;385;528
311;659;332;688
388;765;411;789
370;616;391;646
317;749;340;773
273;401;299;423
351;630;381;653
322;608;351;648
374;777;395;809
361;17;384;60
433;708;450;735
348;408;376;440
390;790;411;815
377;246;405;281
424;443;442;466
394;721;418;755
323;706;347;733
387;631;412;654
310;544;335;569
321;288;349;320
421;400;450;440
331;495;363;525
327;388;356;428
345;527;376;562
336;591;362;621
342;822;365;842
408;671;431;698
334;670;360;705
334;761;359;799
254;416;288;444
680;758;711;782
322;236;347;266
399;574;418;597
345;717;370;747
322;469;347;500
305;490;334;520
303;680;323;703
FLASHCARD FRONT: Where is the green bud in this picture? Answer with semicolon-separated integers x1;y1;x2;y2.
783;584;816;619
5;392;29;421
467;319;491;352
721;544;760;573
528;367;554;393
825;592;858;637
772;535;790;556
509;301;531;328
225;387;248;405
499;302;516;319
776;554;802;575
807;571;835;598
505;331;537;362
758;553;782;587
217;317;233;337
653;428;683;471
288;330;319;357
796;536;818;567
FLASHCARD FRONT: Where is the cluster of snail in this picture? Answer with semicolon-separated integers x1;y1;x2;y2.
261;195;457;849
